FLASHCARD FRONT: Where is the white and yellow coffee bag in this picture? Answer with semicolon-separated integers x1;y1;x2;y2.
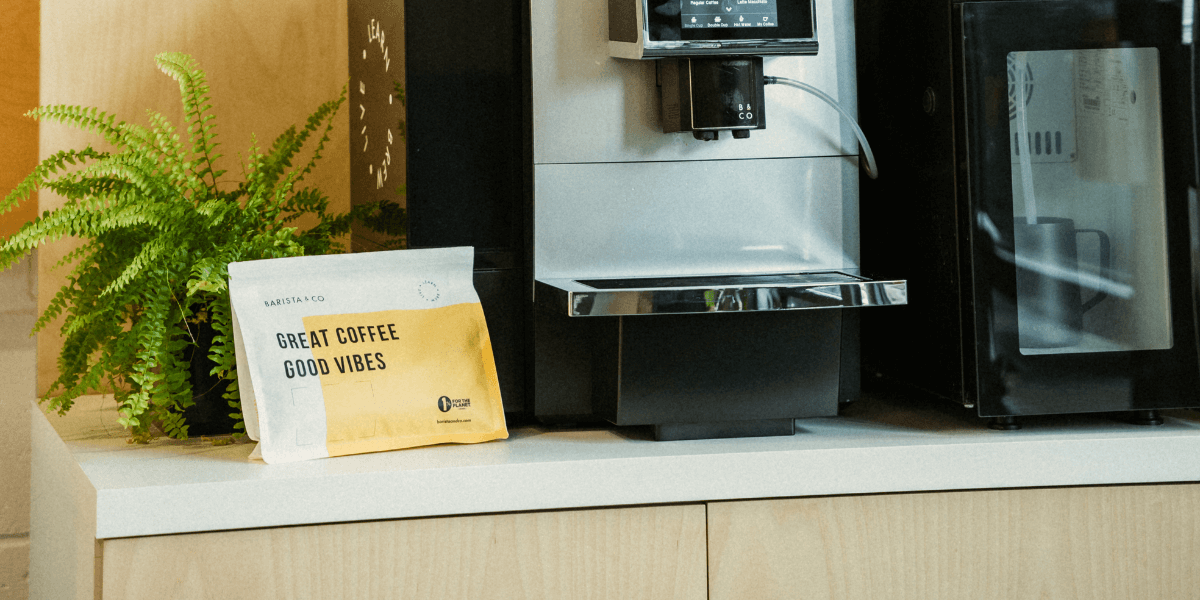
228;247;507;463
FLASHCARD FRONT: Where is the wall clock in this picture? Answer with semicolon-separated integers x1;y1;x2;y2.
348;1;405;250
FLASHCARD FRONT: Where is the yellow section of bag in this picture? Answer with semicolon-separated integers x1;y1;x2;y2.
302;303;507;456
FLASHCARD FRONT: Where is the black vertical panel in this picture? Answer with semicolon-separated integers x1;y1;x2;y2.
857;0;972;404
1193;0;1200;188
348;1;406;253
404;0;531;415
404;0;524;251
1191;0;1200;377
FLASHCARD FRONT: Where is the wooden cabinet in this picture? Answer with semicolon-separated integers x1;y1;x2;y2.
88;483;1200;599
33;399;1200;599
99;505;707;600
707;484;1200;600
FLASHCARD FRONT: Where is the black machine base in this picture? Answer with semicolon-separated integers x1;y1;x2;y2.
532;308;856;437
988;416;1022;431
1126;410;1165;426
654;418;796;441
989;410;1168;431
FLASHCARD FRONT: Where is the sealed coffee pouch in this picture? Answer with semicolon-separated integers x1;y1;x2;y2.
228;247;507;463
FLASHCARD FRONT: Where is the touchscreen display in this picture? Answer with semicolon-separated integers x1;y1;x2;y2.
682;0;779;29
646;0;812;45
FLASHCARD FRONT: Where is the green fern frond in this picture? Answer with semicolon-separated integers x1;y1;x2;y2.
294;86;348;183
98;235;173;300
30;284;74;335
26;105;123;147
155;52;220;187
51;244;93;271
0;147;107;218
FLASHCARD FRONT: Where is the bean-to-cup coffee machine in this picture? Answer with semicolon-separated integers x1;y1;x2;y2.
856;0;1200;428
402;0;907;439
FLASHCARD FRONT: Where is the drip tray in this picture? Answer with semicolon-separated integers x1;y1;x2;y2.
535;271;908;317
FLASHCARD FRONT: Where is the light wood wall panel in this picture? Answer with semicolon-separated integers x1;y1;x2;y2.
37;0;351;394
0;1;39;597
707;484;1200;600
0;0;39;239
100;504;708;600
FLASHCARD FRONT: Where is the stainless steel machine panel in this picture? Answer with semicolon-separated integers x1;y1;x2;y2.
531;0;859;165
533;157;859;281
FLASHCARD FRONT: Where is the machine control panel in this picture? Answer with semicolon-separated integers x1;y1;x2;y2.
681;0;779;29
610;0;816;59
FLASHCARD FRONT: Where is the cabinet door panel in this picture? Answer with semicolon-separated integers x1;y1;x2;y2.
708;484;1200;600
101;504;707;600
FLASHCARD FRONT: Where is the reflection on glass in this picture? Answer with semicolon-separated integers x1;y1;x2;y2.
1008;48;1171;355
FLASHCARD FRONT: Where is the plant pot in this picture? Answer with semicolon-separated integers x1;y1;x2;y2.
181;311;238;436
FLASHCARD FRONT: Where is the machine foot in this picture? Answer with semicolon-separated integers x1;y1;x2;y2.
1127;410;1164;426
655;419;795;441
988;416;1021;431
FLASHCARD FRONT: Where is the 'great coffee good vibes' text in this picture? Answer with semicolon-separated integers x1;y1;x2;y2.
274;322;400;378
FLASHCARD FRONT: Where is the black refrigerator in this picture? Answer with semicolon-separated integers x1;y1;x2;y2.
857;0;1200;427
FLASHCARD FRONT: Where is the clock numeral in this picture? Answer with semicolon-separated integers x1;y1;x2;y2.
367;20;390;70
359;81;366;95
385;147;391;166
359;104;366;119
363;135;368;152
387;130;393;144
376;167;385;189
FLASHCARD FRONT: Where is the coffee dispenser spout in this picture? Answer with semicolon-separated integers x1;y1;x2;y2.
660;57;765;139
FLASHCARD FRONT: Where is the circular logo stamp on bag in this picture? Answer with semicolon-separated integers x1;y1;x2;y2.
418;280;440;302
438;396;452;412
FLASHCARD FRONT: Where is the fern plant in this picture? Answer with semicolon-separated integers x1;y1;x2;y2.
0;52;391;441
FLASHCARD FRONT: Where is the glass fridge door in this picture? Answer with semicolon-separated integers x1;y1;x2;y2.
960;0;1200;416
1007;47;1172;355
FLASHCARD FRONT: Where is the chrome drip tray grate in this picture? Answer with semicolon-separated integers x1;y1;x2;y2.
576;271;866;290
535;271;907;317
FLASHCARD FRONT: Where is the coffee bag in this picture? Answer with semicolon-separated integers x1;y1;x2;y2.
228;247;507;463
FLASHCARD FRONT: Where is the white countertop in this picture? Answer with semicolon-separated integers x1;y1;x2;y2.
35;393;1200;539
